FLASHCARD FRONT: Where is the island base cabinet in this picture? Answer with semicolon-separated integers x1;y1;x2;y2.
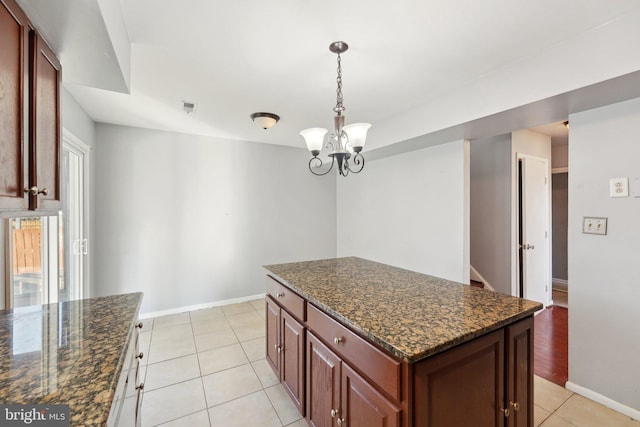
414;329;504;427
307;332;400;427
413;317;534;427
266;296;306;415
506;317;534;427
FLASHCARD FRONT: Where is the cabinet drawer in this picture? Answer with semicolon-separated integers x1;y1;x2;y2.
307;304;401;401
266;276;305;321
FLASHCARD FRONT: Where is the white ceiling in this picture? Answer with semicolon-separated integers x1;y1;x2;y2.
17;0;640;150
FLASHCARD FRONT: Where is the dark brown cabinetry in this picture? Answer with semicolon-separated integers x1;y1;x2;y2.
29;31;62;211
265;273;535;427
307;332;401;427
0;0;61;213
414;317;534;427
266;278;306;414
0;0;30;211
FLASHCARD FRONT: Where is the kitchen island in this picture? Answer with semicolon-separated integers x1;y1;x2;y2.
264;257;542;427
0;293;144;426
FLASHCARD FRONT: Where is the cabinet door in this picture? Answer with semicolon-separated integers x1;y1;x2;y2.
307;332;341;427
265;297;281;375
0;0;29;210
281;309;305;414
29;31;61;211
414;329;504;427
341;363;400;427
506;317;534;427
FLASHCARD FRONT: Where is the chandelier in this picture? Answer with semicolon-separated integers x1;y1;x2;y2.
300;41;371;176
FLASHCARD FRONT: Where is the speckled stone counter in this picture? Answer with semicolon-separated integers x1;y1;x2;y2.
264;257;541;362
0;293;143;425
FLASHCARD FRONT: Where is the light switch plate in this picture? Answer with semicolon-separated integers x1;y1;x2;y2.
583;217;607;235
610;177;629;197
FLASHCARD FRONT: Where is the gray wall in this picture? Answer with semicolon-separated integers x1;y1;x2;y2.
337;140;470;284
470;130;551;297
470;134;512;294
93;124;337;315
551;172;568;281
568;97;640;415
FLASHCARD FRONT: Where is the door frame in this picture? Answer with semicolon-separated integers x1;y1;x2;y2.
512;153;551;306
62;129;91;300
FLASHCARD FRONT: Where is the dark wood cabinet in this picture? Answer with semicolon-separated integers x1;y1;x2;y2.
306;331;400;427
265;273;536;427
265;283;306;415
0;0;30;211
414;317;534;427
505;317;534;427
414;329;504;427
306;332;341;427
29;31;62;211
0;0;61;214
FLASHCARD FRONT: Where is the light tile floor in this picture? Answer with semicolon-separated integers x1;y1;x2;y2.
138;298;639;427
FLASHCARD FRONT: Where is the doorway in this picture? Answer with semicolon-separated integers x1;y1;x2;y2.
516;153;551;306
4;130;90;308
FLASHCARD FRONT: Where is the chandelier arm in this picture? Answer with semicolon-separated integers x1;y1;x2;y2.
309;155;335;176
345;152;365;174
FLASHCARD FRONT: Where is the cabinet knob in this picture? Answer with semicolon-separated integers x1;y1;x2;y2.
276;292;285;298
136;352;144;360
334;337;344;345
136;382;145;391
24;186;48;196
337;418;345;426
330;409;338;418
510;401;520;411
274;344;283;353
500;407;510;418
136;321;144;329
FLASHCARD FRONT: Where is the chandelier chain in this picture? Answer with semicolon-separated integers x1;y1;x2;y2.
335;53;344;113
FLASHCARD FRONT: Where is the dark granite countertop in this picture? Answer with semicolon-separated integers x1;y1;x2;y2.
264;257;542;362
0;293;143;425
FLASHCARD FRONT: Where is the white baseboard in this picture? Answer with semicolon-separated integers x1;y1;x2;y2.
139;292;266;319
470;265;496;291
565;381;640;422
552;278;568;290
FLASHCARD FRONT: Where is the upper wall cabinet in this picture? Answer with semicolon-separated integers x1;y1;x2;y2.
0;0;61;214
0;0;30;211
29;32;62;211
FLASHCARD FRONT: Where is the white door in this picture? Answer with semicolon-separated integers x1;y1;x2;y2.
61;131;90;301
520;155;549;305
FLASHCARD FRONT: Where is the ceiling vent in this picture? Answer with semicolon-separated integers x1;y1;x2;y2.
182;101;197;114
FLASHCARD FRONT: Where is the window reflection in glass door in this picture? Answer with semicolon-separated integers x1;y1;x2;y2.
9;216;60;308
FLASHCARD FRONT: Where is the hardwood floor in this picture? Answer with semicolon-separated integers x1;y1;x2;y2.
534;305;568;386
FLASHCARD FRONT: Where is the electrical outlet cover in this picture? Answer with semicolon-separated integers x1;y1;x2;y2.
610;177;629;197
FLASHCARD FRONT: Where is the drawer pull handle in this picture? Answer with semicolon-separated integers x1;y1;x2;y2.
136;382;145;391
276;292;285;298
334;337;344;345
330;409;338;418
136;352;144;360
500;407;510;418
136;321;144;329
510;401;520;411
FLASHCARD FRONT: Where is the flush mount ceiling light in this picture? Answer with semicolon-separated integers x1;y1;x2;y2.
300;41;371;177
250;112;280;129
